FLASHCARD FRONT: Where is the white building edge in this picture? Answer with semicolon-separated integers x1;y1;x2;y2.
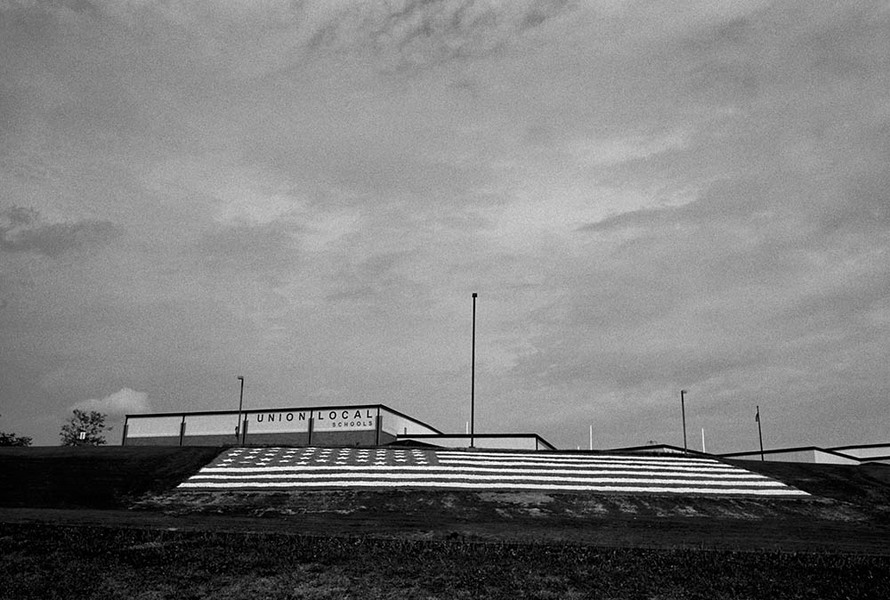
717;443;890;465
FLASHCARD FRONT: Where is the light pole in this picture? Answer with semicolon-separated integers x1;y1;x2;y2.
756;405;764;461
470;292;477;448
236;376;244;445
680;389;688;454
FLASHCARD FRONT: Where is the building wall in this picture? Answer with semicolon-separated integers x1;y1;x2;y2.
765;450;817;463
123;405;429;447
380;409;437;437
813;450;860;465
721;450;815;463
726;449;860;465
398;435;551;450
829;445;890;460
123;431;399;447
126;435;183;447
125;415;183;444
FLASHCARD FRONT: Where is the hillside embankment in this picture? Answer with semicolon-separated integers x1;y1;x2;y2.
3;447;890;599
0;446;221;508
2;446;889;553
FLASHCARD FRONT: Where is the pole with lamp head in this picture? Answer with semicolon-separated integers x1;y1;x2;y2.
756;405;764;461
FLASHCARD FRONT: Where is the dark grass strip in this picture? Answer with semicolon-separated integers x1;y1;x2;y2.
2;522;888;600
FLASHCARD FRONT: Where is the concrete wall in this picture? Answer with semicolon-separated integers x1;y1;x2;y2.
123;429;397;447
398;435;545;450
124;415;183;444
125;436;184;447
813;450;861;465
725;449;860;465
829;445;890;460
123;406;413;447
764;449;817;463
379;409;438;437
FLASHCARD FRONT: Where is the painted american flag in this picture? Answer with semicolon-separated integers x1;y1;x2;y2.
177;447;808;497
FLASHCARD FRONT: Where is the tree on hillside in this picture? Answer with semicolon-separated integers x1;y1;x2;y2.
59;409;111;446
0;414;32;446
0;431;32;446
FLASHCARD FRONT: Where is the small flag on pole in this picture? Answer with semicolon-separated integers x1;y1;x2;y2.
755;408;760;422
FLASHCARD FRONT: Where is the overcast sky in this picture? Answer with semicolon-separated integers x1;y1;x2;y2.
1;0;888;452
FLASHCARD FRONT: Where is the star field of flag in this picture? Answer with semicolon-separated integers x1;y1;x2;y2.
177;447;808;496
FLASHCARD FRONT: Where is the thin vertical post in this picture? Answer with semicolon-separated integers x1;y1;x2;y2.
756;405;764;461
470;292;477;448
236;376;244;446
375;407;381;446
680;390;688;454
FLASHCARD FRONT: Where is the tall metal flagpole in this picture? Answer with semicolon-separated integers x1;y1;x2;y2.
680;390;688;454
470;292;477;448
236;376;244;446
756;405;764;461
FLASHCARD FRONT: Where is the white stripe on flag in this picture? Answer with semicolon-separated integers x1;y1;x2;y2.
183;472;792;487
177;480;807;495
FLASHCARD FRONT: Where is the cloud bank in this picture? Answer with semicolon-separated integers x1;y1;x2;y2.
71;388;153;416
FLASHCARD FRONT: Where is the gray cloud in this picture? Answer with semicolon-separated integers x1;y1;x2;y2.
0;207;121;257
197;221;301;284
72;387;152;416
0;0;577;83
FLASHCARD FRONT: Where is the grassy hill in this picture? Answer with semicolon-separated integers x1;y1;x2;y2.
2;447;890;599
0;446;222;508
3;445;890;552
726;458;890;516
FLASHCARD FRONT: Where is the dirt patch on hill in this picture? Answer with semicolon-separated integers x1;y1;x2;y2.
119;488;890;553
137;488;869;522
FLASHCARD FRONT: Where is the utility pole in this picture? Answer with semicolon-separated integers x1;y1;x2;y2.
236;376;244;446
680;389;688;454
470;292;477;448
756;405;764;461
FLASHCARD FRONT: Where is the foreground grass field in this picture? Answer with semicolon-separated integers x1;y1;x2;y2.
3;522;889;600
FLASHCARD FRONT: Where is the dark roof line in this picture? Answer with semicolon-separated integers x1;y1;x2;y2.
828;442;890;451
398;432;557;451
719;445;862;462
608;443;711;456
